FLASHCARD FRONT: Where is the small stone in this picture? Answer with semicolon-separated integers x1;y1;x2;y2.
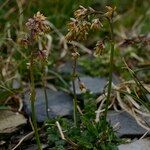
118;138;150;150
107;111;150;137
23;88;73;122
12;79;21;89
70;76;107;95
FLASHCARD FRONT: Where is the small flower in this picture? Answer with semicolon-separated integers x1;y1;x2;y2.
91;19;103;30
34;11;46;21
71;51;80;60
93;41;105;57
104;6;116;19
74;5;88;19
65;31;76;41
77;21;91;40
26;11;50;38
67;18;78;32
79;82;87;93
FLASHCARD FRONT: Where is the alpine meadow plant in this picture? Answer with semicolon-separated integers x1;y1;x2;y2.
21;12;50;150
65;5;116;126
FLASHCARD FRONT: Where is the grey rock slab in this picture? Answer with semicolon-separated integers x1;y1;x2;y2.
107;111;150;137
118;138;150;150
23;88;73;122
70;76;107;95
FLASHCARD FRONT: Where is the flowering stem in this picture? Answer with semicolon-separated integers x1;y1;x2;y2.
29;53;42;150
72;58;78;127
104;18;114;121
42;62;49;119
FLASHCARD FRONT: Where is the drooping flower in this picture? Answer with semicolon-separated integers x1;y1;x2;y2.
104;6;116;19
71;51;80;60
79;82;87;93
93;41;105;57
74;5;88;19
91;19;103;30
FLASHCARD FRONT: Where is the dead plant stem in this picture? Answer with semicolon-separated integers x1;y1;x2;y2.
72;57;77;127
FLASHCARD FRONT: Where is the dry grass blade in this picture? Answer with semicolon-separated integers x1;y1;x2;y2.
95;80;150;130
12;131;34;150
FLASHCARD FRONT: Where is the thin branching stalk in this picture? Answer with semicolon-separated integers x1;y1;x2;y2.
29;53;42;150
72;57;78;127
104;18;115;121
71;47;79;127
42;62;49;119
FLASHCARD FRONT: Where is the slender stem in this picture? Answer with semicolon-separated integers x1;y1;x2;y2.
30;54;42;150
72;58;77;127
104;18;115;121
42;62;49;119
0;69;5;83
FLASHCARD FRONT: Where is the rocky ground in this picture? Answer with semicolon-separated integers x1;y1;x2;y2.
0;63;149;150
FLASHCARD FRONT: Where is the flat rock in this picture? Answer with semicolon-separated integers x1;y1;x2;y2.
23;88;73;122
70;76;107;95
107;111;150;137
0;110;27;134
118;138;150;150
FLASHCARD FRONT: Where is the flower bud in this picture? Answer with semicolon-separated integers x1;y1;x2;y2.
79;82;87;93
93;41;105;57
71;51;80;59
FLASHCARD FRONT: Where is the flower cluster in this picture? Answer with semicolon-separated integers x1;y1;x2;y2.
66;18;91;41
18;12;51;60
26;12;50;39
65;6;102;42
65;5;116;57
